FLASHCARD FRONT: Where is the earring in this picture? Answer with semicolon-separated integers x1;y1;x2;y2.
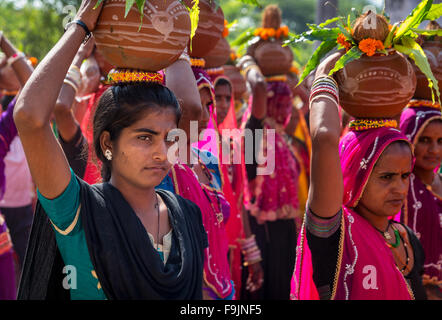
104;149;112;161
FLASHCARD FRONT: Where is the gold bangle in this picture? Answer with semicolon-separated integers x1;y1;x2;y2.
241;64;259;77
63;78;78;94
243;257;263;267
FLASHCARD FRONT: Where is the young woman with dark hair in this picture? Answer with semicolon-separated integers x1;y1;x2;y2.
15;0;207;300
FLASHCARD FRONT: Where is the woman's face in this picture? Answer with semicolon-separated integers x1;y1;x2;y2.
357;142;413;218
198;87;212;133
215;83;232;125
106;109;178;189
414;120;442;172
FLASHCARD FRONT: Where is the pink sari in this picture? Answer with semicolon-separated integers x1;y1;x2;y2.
245;80;301;224
291;127;414;300
80;84;109;184
169;163;233;299
213;74;245;299
399;103;442;281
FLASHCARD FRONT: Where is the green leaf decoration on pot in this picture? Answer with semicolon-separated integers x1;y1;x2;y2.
328;46;364;76
395;36;440;104
286;0;441;105
297;40;337;86
422;2;442;22
393;0;433;40
188;0;200;49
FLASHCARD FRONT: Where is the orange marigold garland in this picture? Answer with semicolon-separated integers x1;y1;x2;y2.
254;26;289;41
349;118;398;131
358;38;385;57
107;69;164;85
190;57;206;68
406;99;441;109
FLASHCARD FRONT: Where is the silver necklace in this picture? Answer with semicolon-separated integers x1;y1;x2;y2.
155;194;160;251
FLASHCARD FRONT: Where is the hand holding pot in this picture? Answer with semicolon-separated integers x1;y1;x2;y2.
75;0;104;32
315;51;344;80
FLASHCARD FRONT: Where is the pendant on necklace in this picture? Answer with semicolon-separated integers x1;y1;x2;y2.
216;212;224;224
384;231;391;240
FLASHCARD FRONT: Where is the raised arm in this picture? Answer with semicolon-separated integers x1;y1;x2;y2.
13;0;103;199
165;49;202;139
237;55;267;120
0;32;34;88
54;38;95;142
308;52;343;218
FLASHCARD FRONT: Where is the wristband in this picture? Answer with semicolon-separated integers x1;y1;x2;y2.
6;52;25;67
65;20;91;44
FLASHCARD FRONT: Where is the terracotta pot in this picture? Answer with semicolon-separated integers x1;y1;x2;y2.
412;41;442;101
204;37;231;69
252;39;293;76
93;0;191;72
223;65;247;100
334;51;416;118
183;0;224;58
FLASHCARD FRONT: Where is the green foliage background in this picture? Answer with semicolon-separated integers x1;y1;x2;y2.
0;0;378;66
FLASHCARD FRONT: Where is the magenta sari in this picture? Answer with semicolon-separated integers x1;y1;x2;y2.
168;163;233;299
0;214;15;300
291;127;414;300
245;80;301;223
399;103;442;282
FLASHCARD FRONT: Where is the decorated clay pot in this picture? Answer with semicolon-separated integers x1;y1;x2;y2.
93;0;191;72
334;51;417;118
223;65;247;100
251;39;293;76
412;41;442;101
183;0;225;58
204;37;231;69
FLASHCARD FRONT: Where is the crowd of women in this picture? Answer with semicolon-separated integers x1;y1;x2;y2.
0;0;440;300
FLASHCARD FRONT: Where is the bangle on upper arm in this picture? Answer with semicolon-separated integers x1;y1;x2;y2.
310;94;339;110
63;78;79;94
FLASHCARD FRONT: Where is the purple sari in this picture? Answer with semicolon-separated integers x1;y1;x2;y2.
0;214;15;300
399;103;442;282
246;79;301;223
291;127;414;300
0;97;19;300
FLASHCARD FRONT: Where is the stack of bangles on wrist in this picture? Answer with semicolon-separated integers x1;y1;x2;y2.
239;235;262;267
309;75;340;109
63;65;82;94
237;55;259;77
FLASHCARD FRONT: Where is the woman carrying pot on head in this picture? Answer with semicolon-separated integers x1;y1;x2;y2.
0;30;34;300
396;20;442;300
213;73;265;297
157;62;236;300
236;4;300;300
16;0;207;300
290;52;427;300
399;99;442;300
